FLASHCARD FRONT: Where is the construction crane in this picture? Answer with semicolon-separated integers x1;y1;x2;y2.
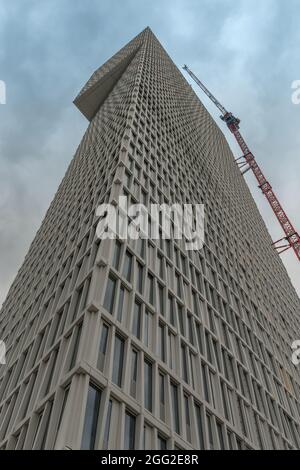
183;65;300;261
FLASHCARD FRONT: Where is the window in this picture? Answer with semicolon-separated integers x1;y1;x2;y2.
141;189;147;206
132;301;142;339
168;330;176;370
144;360;153;412
103;275;116;314
159;373;165;421
195;404;204;449
157;434;167;450
188;315;194;345
112;335;125;387
181;343;188;383
57;303;68;339
165;239;171;258
148;242;155;269
158;284;164;316
32;409;44;449
81;385;101;449
237;397;247;436
147;273;154;304
21;373;37;420
227;389;236;426
206;413;214;450
168;294;175;326
216;421;225;449
184;395;191;442
103;399;112;449
201;364;210;403
212;339;221;371
158;323;166;362
112;240;122;269
144;310;152;348
40;401;53;449
174;247;179;269
196;323;203;355
175;273;181;297
130;349;138;398
55;386;70;445
49;311;63;346
97;324;109;371
72;286;83;322
227;431;234;450
171;382;180;434
137;238;145;258
192;291;199;317
158;254;164;279
69;323;82;370
221;382;230;421
44;349;58;396
181;254;187;276
208;369;217;409
123;251;133;282
124;412;136;450
236;436;243;450
143;424;153;449
136;262;144;294
205;332;214;365
124;171;131;188
177;303;185;335
189;351;196;389
116;285;127;322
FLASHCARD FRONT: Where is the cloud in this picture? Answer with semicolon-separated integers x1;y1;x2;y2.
0;0;299;306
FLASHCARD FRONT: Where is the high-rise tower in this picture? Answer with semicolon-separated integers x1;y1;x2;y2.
0;27;300;450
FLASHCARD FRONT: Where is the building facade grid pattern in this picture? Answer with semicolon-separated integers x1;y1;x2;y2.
0;27;300;450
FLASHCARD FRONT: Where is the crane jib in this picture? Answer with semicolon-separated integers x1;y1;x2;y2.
182;65;300;261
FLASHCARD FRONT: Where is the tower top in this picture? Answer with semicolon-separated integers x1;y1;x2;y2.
74;27;154;121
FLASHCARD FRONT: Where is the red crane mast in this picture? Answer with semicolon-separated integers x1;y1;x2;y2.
183;65;300;261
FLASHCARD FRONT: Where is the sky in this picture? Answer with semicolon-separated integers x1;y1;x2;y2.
0;0;299;306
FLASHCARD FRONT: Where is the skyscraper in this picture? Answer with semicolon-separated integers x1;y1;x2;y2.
0;27;300;450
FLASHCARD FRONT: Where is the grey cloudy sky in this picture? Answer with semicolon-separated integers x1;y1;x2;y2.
0;0;299;306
